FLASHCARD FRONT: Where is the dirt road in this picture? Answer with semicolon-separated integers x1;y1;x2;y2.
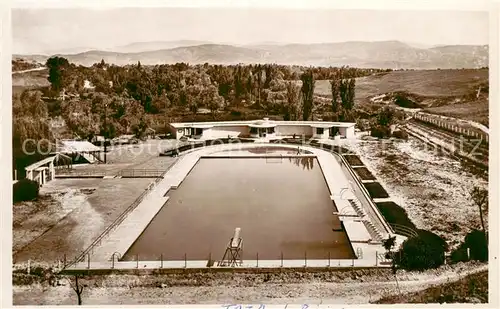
12;262;487;305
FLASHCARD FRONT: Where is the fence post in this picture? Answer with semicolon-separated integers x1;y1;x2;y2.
160;254;163;269
136;254;139;269
304;251;307;267
87;254;90;269
256;252;259;268
352;259;354;267
27;259;31;275
63;254;67;267
375;251;378;267
281;252;283;268
184;253;187;268
328;252;331;267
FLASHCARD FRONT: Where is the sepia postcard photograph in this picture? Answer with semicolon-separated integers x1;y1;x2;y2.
2;0;498;307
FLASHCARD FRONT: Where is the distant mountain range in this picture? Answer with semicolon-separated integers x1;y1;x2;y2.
13;40;488;69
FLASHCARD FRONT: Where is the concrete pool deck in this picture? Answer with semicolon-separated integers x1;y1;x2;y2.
73;143;395;269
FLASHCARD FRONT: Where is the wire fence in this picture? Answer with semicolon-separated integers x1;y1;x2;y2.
17;250;394;273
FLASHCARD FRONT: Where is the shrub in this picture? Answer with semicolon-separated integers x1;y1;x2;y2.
370;125;391;138
343;155;364;166
392;129;409;140
353;167;376;180
377;106;395;126
376;201;416;230
230;110;242;117
451;230;488;263
393;92;420;108
364;182;390;198
396;231;447;271
13;179;40;203
355;119;371;131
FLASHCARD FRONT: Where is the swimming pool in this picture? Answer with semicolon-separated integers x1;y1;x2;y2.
123;156;355;261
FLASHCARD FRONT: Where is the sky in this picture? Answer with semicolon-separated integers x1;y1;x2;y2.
12;8;489;55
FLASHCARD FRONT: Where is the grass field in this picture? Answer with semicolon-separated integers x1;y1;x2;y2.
12;69;50;89
424;100;489;126
315;69;488;102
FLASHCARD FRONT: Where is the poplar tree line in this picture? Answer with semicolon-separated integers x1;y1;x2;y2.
330;68;356;122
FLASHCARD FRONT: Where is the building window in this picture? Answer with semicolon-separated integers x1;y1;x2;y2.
316;128;324;134
267;127;275;134
195;128;203;136
250;127;257;134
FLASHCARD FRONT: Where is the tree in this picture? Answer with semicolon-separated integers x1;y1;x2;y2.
233;65;247;105
46;56;70;92
67;274;85;305
12;90;54;177
383;236;397;274
330;78;340;114
204;84;224;118
300;70;315;121
451;230;488;263
377;106;395;126
255;65;263;105
339;78;355;111
284;81;300;121
263;64;274;89
132;117;148;139
468;186;488;235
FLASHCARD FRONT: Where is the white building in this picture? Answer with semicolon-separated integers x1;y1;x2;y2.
83;80;95;89
168;118;356;140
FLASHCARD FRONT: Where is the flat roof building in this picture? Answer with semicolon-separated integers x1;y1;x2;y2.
168;118;356;141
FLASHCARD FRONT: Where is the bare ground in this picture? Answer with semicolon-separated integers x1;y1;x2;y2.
13;189;94;256
341;136;488;249
13;178;153;263
12;262;487;305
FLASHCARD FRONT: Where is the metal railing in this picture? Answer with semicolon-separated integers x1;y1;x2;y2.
390;223;419;238
64;166;174;269
55;170;107;177
117;169;165;178
62;249;392;270
335;154;395;237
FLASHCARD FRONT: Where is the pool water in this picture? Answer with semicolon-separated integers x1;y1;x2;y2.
211;146;312;156
123;157;355;261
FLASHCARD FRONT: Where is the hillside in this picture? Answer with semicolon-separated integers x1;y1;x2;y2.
14;41;488;69
315;68;488;102
111;40;214;53
313;68;489;125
